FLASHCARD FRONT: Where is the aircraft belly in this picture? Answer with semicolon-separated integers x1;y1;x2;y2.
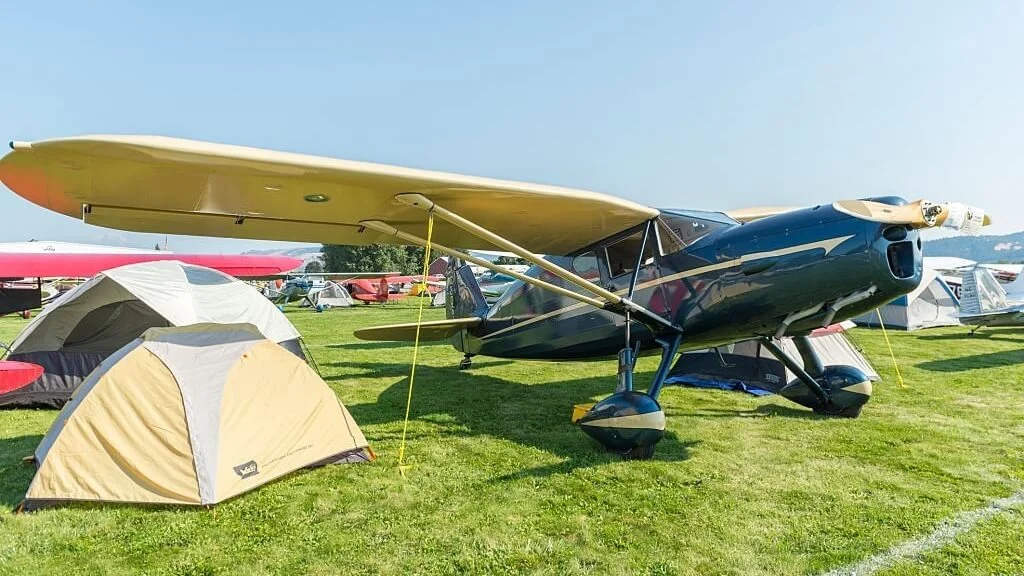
960;310;1024;327
473;308;656;360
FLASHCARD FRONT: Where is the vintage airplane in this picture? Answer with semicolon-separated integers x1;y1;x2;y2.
263;271;397;306
0;135;989;458
477;270;520;303
958;266;1024;334
344;275;443;305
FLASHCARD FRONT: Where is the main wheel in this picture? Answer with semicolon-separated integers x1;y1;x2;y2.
577;391;665;458
782;365;872;418
813;402;864;418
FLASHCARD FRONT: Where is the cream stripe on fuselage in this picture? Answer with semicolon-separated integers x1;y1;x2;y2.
477;235;853;341
578;410;667;430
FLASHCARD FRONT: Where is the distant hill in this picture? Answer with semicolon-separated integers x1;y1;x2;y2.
924;231;1024;263
243;245;323;268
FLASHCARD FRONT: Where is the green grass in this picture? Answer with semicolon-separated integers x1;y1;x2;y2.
1;305;1022;575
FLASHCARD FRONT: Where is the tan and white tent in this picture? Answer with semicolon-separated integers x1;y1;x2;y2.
21;323;371;509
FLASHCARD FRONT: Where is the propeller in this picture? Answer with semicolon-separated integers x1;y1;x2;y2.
833;199;991;235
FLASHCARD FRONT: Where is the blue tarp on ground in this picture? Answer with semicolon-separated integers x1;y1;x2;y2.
664;374;775;396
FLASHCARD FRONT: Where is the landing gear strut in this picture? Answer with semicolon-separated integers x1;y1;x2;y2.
761;336;872;417
576;334;682;460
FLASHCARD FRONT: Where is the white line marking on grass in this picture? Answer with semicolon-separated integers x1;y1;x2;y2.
824;490;1024;576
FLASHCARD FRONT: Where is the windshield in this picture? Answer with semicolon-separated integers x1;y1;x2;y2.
658;210;735;252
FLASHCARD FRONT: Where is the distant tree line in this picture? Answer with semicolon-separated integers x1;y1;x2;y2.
494;255;527;266
320;244;426;275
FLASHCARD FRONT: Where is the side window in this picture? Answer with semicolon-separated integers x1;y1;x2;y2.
605;231;654;278
572;251;601;282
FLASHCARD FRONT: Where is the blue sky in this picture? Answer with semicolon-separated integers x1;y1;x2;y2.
1;1;1021;252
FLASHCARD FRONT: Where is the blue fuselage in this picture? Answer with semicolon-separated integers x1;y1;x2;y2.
453;200;922;359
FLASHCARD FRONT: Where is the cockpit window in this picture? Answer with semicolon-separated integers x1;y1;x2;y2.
572;251;601;282
658;210;734;252
605;231;655;278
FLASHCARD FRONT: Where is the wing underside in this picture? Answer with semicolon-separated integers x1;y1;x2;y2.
0;136;659;255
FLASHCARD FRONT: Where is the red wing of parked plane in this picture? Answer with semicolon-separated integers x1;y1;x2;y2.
0;252;302;280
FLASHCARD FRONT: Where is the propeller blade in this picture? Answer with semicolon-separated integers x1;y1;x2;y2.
833;199;990;235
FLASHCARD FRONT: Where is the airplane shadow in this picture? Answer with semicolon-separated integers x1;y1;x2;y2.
330;362;696;477
917;328;1024;344
684;404;825;420
0;434;42;508
916;349;1024;372
326;341;418;351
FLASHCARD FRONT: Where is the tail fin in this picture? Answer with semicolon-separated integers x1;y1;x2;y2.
445;258;489;320
960;266;1008;315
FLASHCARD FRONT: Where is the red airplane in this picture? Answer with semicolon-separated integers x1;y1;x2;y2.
344;275;444;305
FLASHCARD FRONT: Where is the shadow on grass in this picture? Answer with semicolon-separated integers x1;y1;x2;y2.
334;361;694;476
917;328;1024;344
685;404;825;420
326;341;416;351
0;434;42;508
916;348;1024;372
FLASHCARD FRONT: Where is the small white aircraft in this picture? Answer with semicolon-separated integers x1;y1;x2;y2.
958;266;1024;334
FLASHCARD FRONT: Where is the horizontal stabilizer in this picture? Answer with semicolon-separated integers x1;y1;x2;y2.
353;317;481;342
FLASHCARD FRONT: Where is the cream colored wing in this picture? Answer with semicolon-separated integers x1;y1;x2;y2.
724;205;801;223
0;136;658;255
353;317;482;342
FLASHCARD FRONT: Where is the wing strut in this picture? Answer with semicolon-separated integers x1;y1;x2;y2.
365;193;681;334
394;193;625;304
360;220;606;308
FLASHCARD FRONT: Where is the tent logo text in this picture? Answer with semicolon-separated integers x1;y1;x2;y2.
233;460;260;479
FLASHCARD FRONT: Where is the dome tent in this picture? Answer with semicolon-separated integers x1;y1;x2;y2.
666;322;878;394
1;260;302;408
301;281;355;309
20;323;370;510
852;268;960;330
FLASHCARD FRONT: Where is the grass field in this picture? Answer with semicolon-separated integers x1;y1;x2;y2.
1;304;1022;575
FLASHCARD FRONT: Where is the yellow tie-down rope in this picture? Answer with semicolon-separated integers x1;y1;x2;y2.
397;211;435;477
875;308;906;388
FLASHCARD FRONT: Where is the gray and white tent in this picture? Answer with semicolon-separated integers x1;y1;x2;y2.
667;323;878;394
303;281;355;309
1;261;302;408
852;268;960;330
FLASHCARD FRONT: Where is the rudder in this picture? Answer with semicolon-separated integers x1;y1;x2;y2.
960;266;1007;315
445;258;489;320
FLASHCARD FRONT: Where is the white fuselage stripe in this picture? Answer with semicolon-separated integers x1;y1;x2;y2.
478;235;854;341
